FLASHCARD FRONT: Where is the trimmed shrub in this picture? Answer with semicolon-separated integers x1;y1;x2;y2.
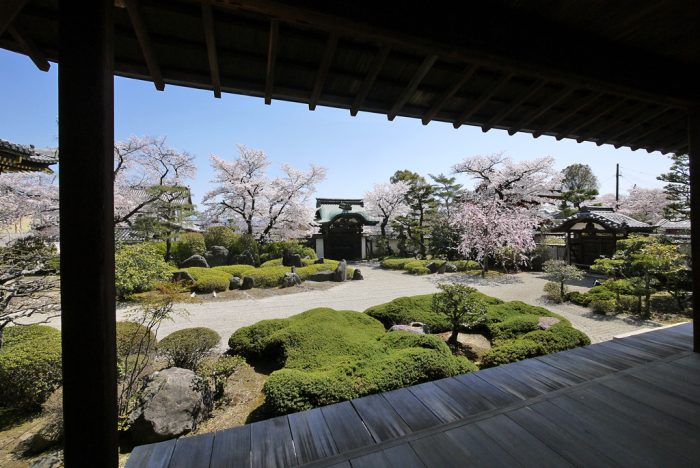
230;234;260;264
260;241;317;264
590;299;617;315
230;309;475;415
158;327;221;370
481;339;543;368
115;243;172;299
483;301;560;326
178;267;230;293
198;355;246;399
380;257;415;270
488;315;542;342
213;264;257;278
522;324;591;354
0;325;62;410
203;226;239;250
172;232;206;266
366;294;451;332
543;281;564;303
116;321;157;357
405;260;431;275
452;260;480;272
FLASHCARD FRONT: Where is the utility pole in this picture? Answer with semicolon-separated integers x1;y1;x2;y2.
615;163;620;207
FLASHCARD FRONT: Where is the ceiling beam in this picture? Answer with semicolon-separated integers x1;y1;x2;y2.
422;64;477;125
577;101;645;144
648;129;687;154
507;86;574;135
453;72;512;129
309;32;338;111
351;44;391;116
125;0;164;91
532;91;602;138
0;0;28;37
629;116;685;151
481;79;545;132
556;97;628;140
7;23;49;71
609;106;671;147
387;54;437;121
264;18;279;104
201;0;221;98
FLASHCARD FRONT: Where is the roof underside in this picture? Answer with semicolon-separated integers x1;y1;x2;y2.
2;1;698;154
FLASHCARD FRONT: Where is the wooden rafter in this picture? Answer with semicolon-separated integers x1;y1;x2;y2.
0;0;28;37
533;91;602;138
422;64;477;125
264;18;279;105
629;116;684;151
387;54;437;121
608;106;671;146
201;0;221;98
556;97;628;140
648;129;686;154
579;101;646;144
7;24;49;71
125;0;164;91
453;72;512;129
309;32;338;110
351;44;391;116
481;79;545;132
507;86;574;135
662;138;689;155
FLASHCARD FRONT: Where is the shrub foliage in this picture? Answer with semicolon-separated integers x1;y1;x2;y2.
115;243;172;298
159;327;221;370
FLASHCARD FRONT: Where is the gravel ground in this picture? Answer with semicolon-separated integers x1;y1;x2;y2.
109;263;659;346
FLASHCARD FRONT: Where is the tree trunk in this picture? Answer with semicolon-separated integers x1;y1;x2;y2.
165;237;172;262
560;281;565;299
448;328;459;345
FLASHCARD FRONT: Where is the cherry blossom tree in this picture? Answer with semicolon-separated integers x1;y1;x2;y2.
204;145;326;241
364;181;410;238
455;199;539;276
453;152;561;206
0;172;59;233
618;187;668;224
113;136;196;226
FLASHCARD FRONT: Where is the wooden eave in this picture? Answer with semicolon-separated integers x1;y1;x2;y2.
1;0;698;155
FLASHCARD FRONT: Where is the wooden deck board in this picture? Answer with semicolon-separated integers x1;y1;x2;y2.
126;323;696;468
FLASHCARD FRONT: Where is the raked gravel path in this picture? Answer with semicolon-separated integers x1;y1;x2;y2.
114;263;660;346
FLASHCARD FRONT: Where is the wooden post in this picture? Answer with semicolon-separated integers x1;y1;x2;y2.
689;108;700;353
59;0;117;466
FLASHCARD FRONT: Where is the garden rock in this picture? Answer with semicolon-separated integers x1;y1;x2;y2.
14;420;62;456
229;250;256;266
127;368;212;444
538;317;561;330
389;324;425;334
29;452;63;468
445;263;458;273
314;257;324;264
280;272;302;288
241;276;255;290
204;246;229;267
309;270;334;282
180;255;209;268
229;276;241;289
426;262;439;274
172;271;195;283
352;269;363;280
333;260;347;282
282;250;303;267
437;262;447;274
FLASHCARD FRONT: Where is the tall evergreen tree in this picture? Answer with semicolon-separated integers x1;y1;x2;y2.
390;170;436;256
429;173;464;218
657;153;689;221
560;163;599;211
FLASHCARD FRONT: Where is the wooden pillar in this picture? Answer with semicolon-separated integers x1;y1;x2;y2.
59;0;117;466
689;108;700;353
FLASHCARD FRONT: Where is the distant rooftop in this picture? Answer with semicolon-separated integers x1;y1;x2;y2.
551;206;654;233
0;139;58;173
315;198;378;226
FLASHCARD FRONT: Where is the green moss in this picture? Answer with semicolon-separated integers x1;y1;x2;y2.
229;309;474;415
0;325;62;410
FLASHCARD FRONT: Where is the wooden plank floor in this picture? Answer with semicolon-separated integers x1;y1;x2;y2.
126;323;697;467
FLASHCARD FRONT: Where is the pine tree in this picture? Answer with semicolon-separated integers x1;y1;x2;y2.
657;153;689;221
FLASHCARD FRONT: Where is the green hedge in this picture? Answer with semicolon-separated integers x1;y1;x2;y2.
380;257;415;270
260;241;317;264
172;233;206;266
480;339;543;367
380;257;479;273
115;243;172;298
213;264;257;278
159;327;221;370
177;267;230;292
203;226;239;251
229;308;475;415
567;286;616;307
405;260;431;275
0;325;62;410
116;321;157;357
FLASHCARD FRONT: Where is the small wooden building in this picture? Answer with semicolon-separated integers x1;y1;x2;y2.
313;198;377;260
0;138;57;173
550;206;654;266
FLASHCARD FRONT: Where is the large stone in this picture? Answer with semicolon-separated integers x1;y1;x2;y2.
426;262;439;274
229;250;256;266
180;255;209;268
445;263;458;273
127;368;212;444
282;249;303;267
229;276;241;289
389;324;425;334
241;276;255;290
314;257;324;264
280;272;301;288
437;262;447;274
172;271;195;283
204;245;229;267
538;316;561;330
308;270;334;282
29;453;63;468
352;269;363;280
333;259;347;282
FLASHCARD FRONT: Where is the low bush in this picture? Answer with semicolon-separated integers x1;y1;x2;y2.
567;286;616;307
178;267;230;293
590;299;617;315
543;281;564;303
198;355;246;399
482;300;556;326
481;339;543;368
488;315;542;342
380;257;415;270
0;325;62;410
172;232;206;266
115;243;172;299
451;260;480;271
522;324;591;354
227;260;352;288
213;264;257;278
230;309;474;415
229;234;260;265
116;321;157;357
405;260;431;275
203;226;239;250
260;241;316;264
158;327;221;370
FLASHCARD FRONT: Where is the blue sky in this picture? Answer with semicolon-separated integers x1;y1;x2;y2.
1;49;671;207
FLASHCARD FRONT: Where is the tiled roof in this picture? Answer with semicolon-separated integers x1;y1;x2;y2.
0;139;58;173
550;207;654;232
314;198;378;226
656;219;691;230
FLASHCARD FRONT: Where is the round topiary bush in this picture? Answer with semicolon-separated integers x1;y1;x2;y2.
158;327;221;370
203;226;239;251
116;321;157;357
180;267;230;293
172;232;206;266
0;325;62;410
115;243;172;299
